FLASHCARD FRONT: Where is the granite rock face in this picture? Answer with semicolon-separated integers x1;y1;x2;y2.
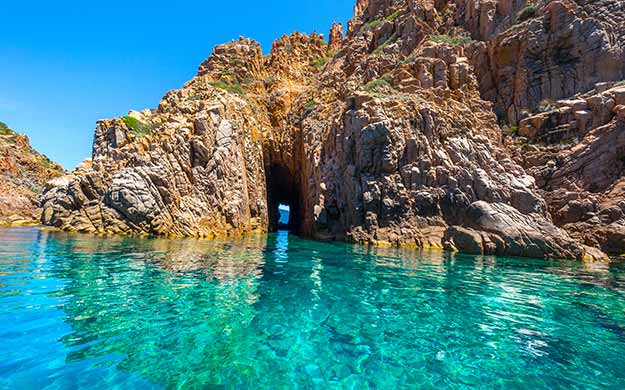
465;0;625;124
42;34;327;238
42;65;269;237
508;83;625;255
293;0;586;259
42;0;625;259
0;121;63;225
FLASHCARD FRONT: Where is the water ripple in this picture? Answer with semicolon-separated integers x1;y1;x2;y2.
1;227;625;389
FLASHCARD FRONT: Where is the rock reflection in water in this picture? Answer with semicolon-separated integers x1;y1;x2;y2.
2;227;625;389
41;229;270;388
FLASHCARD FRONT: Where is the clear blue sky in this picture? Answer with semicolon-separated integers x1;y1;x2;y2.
0;1;354;169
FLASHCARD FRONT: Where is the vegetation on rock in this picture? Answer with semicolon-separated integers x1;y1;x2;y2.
364;76;391;93
209;79;246;96
1;121;63;225
122;116;153;137
516;5;538;23
428;34;472;46
0;121;13;135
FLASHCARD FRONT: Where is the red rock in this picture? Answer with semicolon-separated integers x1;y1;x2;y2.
0;123;64;225
40;0;625;259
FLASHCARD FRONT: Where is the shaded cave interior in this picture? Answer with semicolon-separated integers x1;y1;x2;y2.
266;164;303;234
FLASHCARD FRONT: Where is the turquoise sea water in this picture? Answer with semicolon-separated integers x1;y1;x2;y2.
1;227;625;389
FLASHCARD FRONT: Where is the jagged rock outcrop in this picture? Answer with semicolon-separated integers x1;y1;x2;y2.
329;23;345;51
293;0;588;259
42;0;625;260
508;83;625;255
41;34;329;237
451;0;625;257
0;121;63;225
448;0;625;256
465;0;625;124
42;69;269;237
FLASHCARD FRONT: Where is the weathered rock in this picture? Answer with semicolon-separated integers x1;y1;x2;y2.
328;22;344;51
445;226;485;255
42;34;329;237
0;121;64;225
42;0;625;260
465;201;582;259
467;0;625;124
508;84;625;255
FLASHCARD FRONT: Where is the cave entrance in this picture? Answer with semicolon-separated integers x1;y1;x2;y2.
266;164;302;234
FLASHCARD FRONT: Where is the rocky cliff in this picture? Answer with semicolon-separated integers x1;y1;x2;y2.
42;0;625;260
464;0;625;124
0;121;63;225
463;0;625;257
509;82;625;255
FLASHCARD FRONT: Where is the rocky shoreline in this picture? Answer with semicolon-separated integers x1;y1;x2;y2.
0;121;64;225
39;0;625;260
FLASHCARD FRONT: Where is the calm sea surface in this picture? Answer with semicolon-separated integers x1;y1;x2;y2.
1;226;625;389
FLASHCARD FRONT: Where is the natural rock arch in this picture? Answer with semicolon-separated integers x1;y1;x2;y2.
40;0;625;260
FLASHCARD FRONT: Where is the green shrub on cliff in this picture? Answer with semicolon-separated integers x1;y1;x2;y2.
313;57;327;69
304;99;316;111
386;10;401;22
0;121;13;135
302;99;317;119
122;116;152;137
364;75;391;93
39;157;62;174
312;49;338;70
400;55;417;65
429;34;472;46
209;79;246;96
363;18;382;31
517;5;537;23
363;10;400;32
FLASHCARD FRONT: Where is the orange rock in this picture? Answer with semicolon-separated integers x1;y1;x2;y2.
0;123;64;223
40;0;625;259
328;22;344;51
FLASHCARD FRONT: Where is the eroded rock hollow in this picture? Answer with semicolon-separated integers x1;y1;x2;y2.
42;0;625;260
